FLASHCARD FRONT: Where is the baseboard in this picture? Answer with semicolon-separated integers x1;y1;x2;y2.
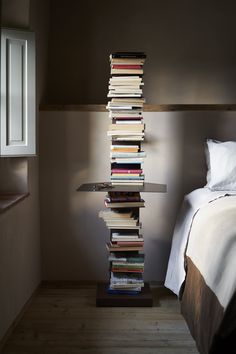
150;281;165;287
41;280;98;288
0;283;40;353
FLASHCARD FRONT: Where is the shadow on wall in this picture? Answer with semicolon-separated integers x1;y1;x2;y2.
181;111;236;195
39;111;90;279
39;110;236;282
0;158;28;194
39;111;110;280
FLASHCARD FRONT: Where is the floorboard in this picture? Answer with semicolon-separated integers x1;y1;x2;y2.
1;285;199;354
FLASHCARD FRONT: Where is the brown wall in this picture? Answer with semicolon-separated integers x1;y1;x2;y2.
46;0;236;104
39;110;236;282
39;1;236;281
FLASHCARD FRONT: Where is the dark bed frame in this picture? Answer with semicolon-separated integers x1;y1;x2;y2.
181;257;236;354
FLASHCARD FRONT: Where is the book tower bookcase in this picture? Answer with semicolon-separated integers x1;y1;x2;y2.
77;52;166;307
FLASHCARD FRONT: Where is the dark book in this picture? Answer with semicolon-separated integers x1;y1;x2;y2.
105;200;145;209
107;287;140;295
105;191;141;202
111;52;146;59
111;163;141;170
113;241;144;246
111;268;144;273
111;230;140;237
112;117;143;122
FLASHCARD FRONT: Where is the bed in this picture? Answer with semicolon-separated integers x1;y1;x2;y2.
165;140;236;354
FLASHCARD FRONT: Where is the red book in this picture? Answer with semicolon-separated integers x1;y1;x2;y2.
111;268;144;273
111;169;143;174
116;241;144;246
112;65;142;69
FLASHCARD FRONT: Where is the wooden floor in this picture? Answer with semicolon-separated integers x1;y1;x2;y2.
1;285;199;354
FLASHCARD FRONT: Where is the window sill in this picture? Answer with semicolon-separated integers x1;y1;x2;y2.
0;193;30;214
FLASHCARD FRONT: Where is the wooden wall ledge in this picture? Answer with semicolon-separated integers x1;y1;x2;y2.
39;104;236;112
0;193;29;214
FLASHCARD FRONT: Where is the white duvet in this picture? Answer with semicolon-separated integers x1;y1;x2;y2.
165;188;236;309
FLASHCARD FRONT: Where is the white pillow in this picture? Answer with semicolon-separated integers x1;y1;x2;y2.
205;139;236;191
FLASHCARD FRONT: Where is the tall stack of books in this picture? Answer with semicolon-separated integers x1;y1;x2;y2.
107;52;146;186
101;52;146;295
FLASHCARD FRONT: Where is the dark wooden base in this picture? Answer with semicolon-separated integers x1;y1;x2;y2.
96;282;153;307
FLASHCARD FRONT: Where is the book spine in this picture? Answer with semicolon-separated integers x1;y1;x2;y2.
111;65;142;69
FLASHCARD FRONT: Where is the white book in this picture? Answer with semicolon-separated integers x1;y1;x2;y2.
109;86;143;90
109;87;143;93
109;93;143;97
112;235;143;241
107;105;142;110
111;98;145;103
109;112;142;117
109;76;142;80
107;131;144;136
115;120;143;124
112;238;144;242
112;234;143;239
101;212;134;217
107;102;144;107
109;124;144;131
110;179;144;182
109;83;143;87
110;152;146;158
109;253;145;262
109;80;143;85
111;182;144;186
111;159;144;163
109;85;144;89
112;136;144;141
110;173;145;181
112;235;142;239
107;92;142;98
111;144;139;149
111;277;143;284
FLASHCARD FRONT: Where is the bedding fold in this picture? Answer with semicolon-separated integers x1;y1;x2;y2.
164;187;236;305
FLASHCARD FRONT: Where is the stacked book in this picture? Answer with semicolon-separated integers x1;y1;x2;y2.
101;51;147;296
104;191;145;208
107;52;146;186
98;210;141;230
109;252;145;274
100;190;145;294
